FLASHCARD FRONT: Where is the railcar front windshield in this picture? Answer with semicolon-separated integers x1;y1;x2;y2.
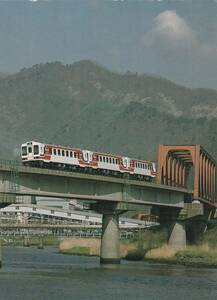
22;146;27;156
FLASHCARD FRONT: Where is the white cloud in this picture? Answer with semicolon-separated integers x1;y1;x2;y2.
144;10;196;49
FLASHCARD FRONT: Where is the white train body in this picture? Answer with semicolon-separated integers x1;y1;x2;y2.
21;141;156;180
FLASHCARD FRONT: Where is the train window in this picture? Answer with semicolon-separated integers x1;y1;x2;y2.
28;146;32;153
106;157;109;163
49;148;52;155
109;157;112;163
99;156;102;162
66;150;69;157
53;149;57;155
58;149;61;156
103;157;105;163
70;151;73;157
62;150;65;156
22;146;27;156
95;155;98;161
112;158;115;164
34;145;39;155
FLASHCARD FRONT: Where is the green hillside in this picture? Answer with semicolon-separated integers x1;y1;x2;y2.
1;60;217;161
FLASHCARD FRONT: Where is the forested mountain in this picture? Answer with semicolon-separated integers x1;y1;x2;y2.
1;60;217;161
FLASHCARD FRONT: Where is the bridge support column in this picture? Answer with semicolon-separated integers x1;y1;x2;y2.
23;236;30;247
100;212;120;264
91;201;127;265
0;240;2;268
168;220;186;249
37;236;44;249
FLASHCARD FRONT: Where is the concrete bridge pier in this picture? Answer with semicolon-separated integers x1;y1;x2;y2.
153;207;187;249
92;202;127;265
23;236;30;247
37;236;44;249
168;220;186;249
100;211;120;264
0;240;2;268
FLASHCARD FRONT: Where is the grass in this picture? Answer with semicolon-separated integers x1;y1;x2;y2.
0;236;59;247
144;244;217;268
61;246;90;256
58;229;168;261
197;226;217;248
125;228;167;261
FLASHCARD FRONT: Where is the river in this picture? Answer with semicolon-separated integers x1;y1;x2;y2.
0;246;216;299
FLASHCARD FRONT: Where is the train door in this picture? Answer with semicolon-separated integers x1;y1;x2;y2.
122;157;130;169
27;144;34;160
82;150;93;163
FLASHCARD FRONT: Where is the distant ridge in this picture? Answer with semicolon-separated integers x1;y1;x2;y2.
1;60;217;161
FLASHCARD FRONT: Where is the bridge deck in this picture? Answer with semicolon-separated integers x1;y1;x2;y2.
0;160;187;192
0;160;188;209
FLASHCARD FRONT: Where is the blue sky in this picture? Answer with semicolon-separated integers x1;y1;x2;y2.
1;0;217;89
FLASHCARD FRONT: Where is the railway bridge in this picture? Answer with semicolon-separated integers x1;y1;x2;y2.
0;144;216;264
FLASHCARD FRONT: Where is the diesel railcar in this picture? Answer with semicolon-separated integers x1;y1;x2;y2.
21;141;156;181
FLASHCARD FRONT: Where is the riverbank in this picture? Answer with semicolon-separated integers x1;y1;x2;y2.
59;229;167;259
0;236;59;247
145;244;217;268
59;238;140;258
59;227;217;268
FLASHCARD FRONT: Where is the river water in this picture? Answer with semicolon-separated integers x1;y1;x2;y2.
0;246;216;300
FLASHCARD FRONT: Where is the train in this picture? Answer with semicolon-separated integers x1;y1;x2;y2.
21;141;156;181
